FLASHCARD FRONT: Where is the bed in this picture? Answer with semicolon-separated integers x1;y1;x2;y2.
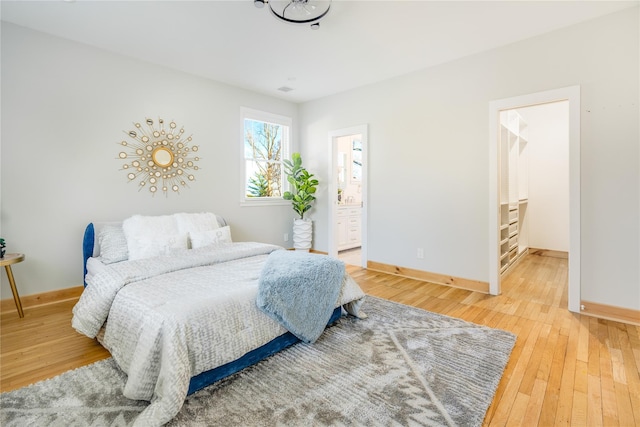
72;213;366;426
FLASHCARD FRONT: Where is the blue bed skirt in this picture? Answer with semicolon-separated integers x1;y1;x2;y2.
188;306;343;394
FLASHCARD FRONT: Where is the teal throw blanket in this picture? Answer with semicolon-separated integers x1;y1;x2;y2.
256;250;345;343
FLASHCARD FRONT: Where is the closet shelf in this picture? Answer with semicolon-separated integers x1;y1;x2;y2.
499;110;529;277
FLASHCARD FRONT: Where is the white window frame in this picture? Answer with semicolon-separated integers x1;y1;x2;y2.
240;107;291;206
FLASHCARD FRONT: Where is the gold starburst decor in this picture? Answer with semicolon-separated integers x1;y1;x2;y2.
118;118;200;196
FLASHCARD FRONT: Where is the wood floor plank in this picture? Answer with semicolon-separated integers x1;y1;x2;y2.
539;332;569;426
574;360;589;396
521;378;547;425
505;391;529;426
588;317;602;377
598;320;620;426
536;325;560;383
587;373;605;427
489;317;540;424
614;379;636;427
577;314;590;364
555;314;581;425
518;322;550;396
571;390;588;426
619;326;640;425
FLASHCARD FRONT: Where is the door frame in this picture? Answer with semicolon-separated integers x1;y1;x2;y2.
489;86;580;312
328;124;368;267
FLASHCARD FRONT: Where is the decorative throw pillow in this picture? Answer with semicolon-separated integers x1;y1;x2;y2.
190;226;232;249
127;234;189;260
97;225;129;264
123;214;188;260
175;212;220;235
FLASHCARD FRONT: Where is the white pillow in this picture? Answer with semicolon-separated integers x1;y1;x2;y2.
86;257;107;281
190;226;232;249
97;224;128;264
123;214;188;260
175;212;220;235
127;234;189;260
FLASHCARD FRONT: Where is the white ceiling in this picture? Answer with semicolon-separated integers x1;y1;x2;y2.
2;0;637;103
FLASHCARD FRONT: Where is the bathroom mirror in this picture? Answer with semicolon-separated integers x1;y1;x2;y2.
338;152;347;186
351;139;362;182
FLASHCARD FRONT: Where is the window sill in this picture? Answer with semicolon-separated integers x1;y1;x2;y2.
240;198;290;207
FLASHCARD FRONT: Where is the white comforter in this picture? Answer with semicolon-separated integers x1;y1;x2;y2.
72;242;366;426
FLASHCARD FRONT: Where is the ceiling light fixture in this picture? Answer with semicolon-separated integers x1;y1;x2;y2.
254;0;331;29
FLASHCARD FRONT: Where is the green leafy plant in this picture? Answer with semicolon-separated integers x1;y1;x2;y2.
283;152;319;219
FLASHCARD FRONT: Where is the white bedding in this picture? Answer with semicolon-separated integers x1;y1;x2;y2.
72;242;366;426
85;256;106;282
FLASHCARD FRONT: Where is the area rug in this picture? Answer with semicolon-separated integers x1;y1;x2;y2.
0;296;516;427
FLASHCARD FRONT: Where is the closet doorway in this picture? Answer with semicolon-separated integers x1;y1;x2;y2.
489;86;580;313
328;125;368;267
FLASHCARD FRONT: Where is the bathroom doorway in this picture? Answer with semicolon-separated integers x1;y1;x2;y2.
328;125;368;267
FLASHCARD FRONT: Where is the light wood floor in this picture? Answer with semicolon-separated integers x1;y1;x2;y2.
1;253;639;426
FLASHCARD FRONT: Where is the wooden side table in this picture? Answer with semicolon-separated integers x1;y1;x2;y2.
1;253;25;318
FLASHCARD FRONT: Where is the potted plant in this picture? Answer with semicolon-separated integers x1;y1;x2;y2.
283;152;319;251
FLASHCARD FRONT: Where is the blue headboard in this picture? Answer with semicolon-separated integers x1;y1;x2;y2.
82;223;95;287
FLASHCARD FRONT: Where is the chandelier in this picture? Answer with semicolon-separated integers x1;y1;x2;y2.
254;0;331;29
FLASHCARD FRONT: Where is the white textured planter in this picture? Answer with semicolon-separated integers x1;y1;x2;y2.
292;218;312;251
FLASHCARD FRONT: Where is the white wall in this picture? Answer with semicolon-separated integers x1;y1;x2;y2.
518;102;570;252
2;9;638;313
0;23;299;296
299;8;639;310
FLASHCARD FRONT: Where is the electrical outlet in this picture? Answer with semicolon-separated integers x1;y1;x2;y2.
284;233;289;242
417;248;424;259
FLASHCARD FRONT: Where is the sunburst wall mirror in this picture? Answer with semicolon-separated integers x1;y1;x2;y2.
117;118;200;196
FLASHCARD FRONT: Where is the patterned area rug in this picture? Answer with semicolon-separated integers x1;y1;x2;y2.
0;297;515;426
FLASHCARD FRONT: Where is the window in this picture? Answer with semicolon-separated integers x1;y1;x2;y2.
241;108;291;205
